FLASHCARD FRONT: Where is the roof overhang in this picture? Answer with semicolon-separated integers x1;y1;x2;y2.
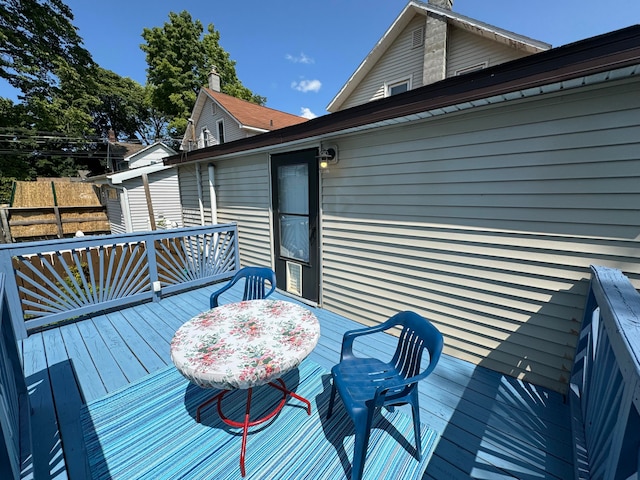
91;164;174;185
165;26;640;168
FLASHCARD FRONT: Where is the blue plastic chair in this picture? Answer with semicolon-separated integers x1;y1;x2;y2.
326;311;444;480
209;266;277;308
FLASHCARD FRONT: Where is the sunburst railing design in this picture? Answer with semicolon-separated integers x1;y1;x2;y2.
0;224;239;335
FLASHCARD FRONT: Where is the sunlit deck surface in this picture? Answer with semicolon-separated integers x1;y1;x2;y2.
20;283;573;479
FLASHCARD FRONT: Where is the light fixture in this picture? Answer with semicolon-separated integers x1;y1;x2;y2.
317;145;338;169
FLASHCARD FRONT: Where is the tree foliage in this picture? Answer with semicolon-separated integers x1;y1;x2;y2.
0;0;93;97
141;10;266;136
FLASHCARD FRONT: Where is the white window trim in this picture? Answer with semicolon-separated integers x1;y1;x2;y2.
216;119;225;145
455;62;488;76
384;76;412;98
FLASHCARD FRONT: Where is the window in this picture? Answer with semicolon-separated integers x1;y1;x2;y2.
385;77;411;97
455;62;488;76
217;120;225;145
211;102;217;115
202;127;210;147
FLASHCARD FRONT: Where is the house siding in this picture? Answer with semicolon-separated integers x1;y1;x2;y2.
128;145;174;169
193;97;250;148
105;188;126;234
117;170;182;231
179;154;273;267
446;26;531;77
319;78;640;394
341;16;427;110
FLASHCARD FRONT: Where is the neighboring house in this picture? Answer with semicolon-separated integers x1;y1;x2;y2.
164;26;640;395
125;142;177;169
327;0;550;112
106;132;146;172
180;67;308;152
92;164;182;234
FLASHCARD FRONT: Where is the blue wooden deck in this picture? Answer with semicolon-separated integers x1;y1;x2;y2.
19;283;573;480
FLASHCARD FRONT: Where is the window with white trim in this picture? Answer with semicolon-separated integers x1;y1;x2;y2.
385;78;411;97
202;127;210;147
217;119;225;145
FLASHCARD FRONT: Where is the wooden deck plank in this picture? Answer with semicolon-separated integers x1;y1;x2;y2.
20;333;68;480
19;286;574;479
57;323;107;402
74;318;129;394
89;314;149;382
102;310;168;374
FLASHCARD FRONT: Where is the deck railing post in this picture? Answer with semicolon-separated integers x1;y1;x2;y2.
0;250;26;340
146;237;160;302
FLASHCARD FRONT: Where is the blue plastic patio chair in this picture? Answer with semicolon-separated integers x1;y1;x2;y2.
209;266;277;308
326;311;444;480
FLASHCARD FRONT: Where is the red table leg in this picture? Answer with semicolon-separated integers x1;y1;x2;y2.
195;378;312;477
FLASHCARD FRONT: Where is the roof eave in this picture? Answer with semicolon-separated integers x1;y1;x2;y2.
167;26;640;168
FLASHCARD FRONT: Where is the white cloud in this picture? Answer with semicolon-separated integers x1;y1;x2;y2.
300;107;317;119
285;52;314;64
291;79;322;93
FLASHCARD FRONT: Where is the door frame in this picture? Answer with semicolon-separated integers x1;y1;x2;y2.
270;147;320;304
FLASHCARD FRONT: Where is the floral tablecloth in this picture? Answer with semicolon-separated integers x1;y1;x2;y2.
170;299;320;390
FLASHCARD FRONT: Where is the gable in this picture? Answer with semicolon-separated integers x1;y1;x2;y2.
182;89;307;151
327;1;550;113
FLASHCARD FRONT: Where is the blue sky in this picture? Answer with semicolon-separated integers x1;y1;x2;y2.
3;0;639;119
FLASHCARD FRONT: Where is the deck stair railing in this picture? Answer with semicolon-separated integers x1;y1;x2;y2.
0;223;240;339
570;265;640;479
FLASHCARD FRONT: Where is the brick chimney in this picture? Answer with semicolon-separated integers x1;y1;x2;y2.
208;66;221;92
108;128;116;143
428;0;453;9
423;0;453;85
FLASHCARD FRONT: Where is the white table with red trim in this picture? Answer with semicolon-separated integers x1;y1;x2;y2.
170;299;321;477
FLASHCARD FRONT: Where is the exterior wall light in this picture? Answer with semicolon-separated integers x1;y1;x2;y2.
318;145;338;169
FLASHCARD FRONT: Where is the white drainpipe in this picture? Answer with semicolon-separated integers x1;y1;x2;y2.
195;163;205;226
208;164;217;225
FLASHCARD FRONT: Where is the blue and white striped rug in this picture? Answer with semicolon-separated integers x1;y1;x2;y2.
81;359;439;479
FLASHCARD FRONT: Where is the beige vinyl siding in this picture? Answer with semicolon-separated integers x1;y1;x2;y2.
179;164;204;226
196;97;250;146
340;16;427;110
447;26;531;77
183;154;273;268
319;78;640;394
105;189;126;234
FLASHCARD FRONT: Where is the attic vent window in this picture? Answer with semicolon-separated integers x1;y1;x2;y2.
455;62;488;76
412;26;424;48
211;103;217;114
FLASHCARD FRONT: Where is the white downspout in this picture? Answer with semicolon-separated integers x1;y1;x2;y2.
208;164;217;225
195;163;205;226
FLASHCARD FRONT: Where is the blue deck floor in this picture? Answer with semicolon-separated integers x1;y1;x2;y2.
19;283;573;479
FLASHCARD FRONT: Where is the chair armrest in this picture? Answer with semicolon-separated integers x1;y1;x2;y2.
209;279;235;308
340;317;402;360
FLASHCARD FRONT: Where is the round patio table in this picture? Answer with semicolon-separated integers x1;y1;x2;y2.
170;299;320;477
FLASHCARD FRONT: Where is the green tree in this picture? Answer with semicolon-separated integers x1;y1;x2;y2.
0;0;93;98
89;66;150;141
141;11;266;136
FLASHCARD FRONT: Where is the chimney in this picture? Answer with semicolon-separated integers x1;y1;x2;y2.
208;66;221;92
108;128;116;143
428;0;453;9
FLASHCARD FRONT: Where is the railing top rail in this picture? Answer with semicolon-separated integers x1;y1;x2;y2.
0;223;238;255
589;264;640;407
